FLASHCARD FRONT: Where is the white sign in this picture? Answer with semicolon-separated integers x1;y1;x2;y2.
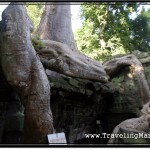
47;132;67;145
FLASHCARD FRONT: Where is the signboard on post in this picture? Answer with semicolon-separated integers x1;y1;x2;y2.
47;132;67;145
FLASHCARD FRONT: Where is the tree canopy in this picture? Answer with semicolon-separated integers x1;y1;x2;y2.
75;2;150;62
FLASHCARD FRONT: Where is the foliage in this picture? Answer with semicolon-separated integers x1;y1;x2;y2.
131;8;150;51
75;2;150;62
32;34;44;51
25;3;44;32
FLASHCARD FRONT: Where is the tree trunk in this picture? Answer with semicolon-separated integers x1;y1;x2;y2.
0;4;53;143
35;2;77;51
104;54;150;105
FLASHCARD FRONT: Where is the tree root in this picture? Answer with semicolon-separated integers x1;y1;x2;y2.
36;40;109;83
0;4;53;143
104;54;150;105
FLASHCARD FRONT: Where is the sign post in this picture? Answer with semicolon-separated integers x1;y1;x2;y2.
47;132;67;145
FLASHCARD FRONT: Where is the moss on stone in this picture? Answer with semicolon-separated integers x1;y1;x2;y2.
110;65;140;113
31;35;44;51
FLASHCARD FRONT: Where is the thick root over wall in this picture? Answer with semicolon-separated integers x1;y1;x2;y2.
104;55;150;144
0;4;53;143
36;40;109;83
104;54;150;105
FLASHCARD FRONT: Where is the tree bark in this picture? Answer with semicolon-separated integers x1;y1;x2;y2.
35;2;77;51
0;4;53;143
104;54;150;105
36;39;109;83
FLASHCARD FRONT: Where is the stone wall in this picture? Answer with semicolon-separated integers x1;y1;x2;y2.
47;70;114;144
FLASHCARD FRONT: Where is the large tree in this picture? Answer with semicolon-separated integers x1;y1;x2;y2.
0;4;53;144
